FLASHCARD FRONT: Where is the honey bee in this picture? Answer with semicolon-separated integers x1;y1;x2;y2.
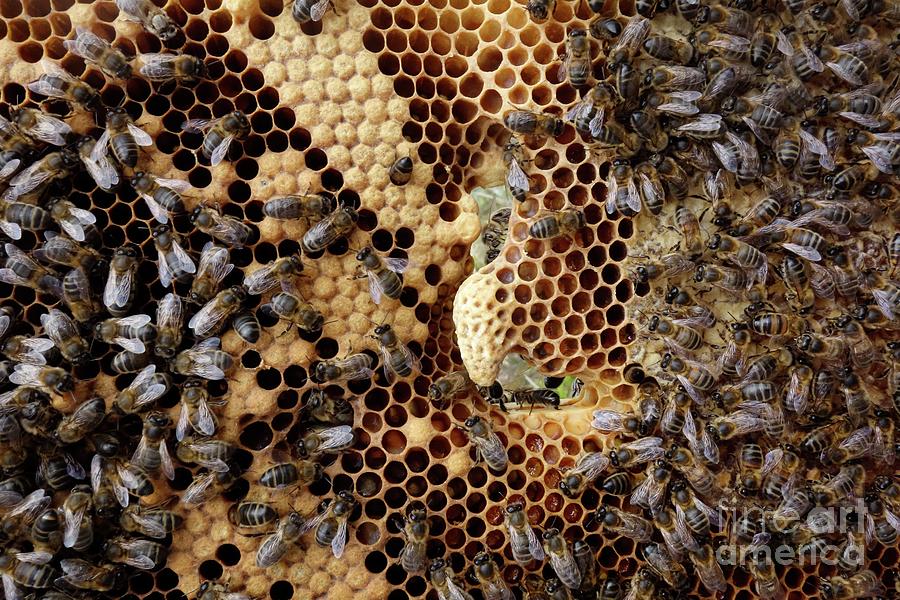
314;352;375;383
606;159;640;216
0;200;47;241
481;207;510;264
182;111;250;166
188;243;234;305
130;412;174;480
558;451;610;497
152;224;197;289
644;65;705;91
671;479;721;538
1;334;54;365
116;0;181;40
9;106;71;147
566;83;613;138
194;581;251;600
267;291;324;333
233;310;260;344
526;0;555;22
59;485;94;553
643;542;689;590
299;388;353;426
666;445;718;498
243;255;304;295
542;528;581;590
458;415;507;472
643;34;695;64
631;252;694;284
594;121;642;155
504;502;544;564
471;552;513;600
560;29;591;87
429;557;474;600
623;568;658;600
228;500;278;529
400;507;429;574
630;110;669;152
28;59;100;110
176;379;219;440
131;171;190;224
105;537;167;570
306;491;358;558
33;235;100;273
21;507;62;564
148;293;183;359
372;323;420;381
58;558;122;592
292;0;334;23
96;107;153;169
63;27;132;79
298;425;355;457
190;285;246;339
630;459;671;514
262;193;336;222
90;454;145;509
55;396;106;445
171;337;234;380
593;505;653;542
103;246;139;317
813;464;865;506
259;458;324;490
301;205;358;254
688;544;727;594
355;246;409;304
38;308;88;365
2;149;79;202
182;469;237;506
820;569;885;599
9;363;73;394
191;204;253;248
139;52;206;82
175;436;235;472
94;314;154;354
0;552;56;595
503;110;564;138
388;154;413;186
529;209;586;240
119;503;182;541
113;364;169;414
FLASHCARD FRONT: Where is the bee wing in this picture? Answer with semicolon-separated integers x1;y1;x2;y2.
126;122;153;147
300;506;331;533
176;402;191;441
188;298;228;337
63;498;89;548
700;425;719;465
800;41;824;72
198;243;235;285
872;288;896;320
83;146;119;191
244;264;278;295
611;15;650;56
157;453;193;492
2;573;22;600
141;193;170;224
656;95;701;116
378;344;396;383
591;410;625;432
861;144;895;175
808;263;835;300
367;270;383;304
209;133;236;166
187;445;229;472
761;447;784;476
182;471;216;504
15;550;53;564
158;250;173;289
223;594;252;600
195;395;217;436
27;112;72;146
310;0;331;21
104;263;134;308
445;579;474;600
196;336;221;350
708;34;750;53
781;242;822;262
9;363;40;387
138;53;177;80
129;509;168;538
9;488;50;519
0;221;21;240
315;425;354;450
157;293;184;330
181;118;214;133
506;157;529;191
207;215;249;246
525;523;545;561
256;530;288;568
625;175;641;213
119;543;156;570
571;452;610;480
4;160;51;201
331;518;349;558
677;113;723;134
588;107;605;138
64;27;109;61
0;313;9;338
565;98;591;123
171;238;196;274
154;176;192;193
606;173;618;216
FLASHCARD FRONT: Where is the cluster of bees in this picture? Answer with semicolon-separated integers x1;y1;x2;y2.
0;0;433;598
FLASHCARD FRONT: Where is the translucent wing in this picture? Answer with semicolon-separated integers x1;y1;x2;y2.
861;145;895;174
625;175;641;213
138;53;177;80
181;118;214;132
197;243;235;287
0;221;21;240
782;242;822;262
15;550;53;564
176;402;191;442
156;293;183;331
256;531;288;567
708;34;750;53
63;498;89;548
565;98;592;124
244;263;278;295
367;271;383;305
611;15;650;56
588;107;606;138
82;140;118;190
526;524;545;561
677;113;723;134
104;263;133;308
570;452;610;480
171;239;196;275
182;471;216;505
25;112;72;146
331;518;348;557
315;425;354;450
3;160;52;201
64;27;110;61
506;157;529;190
2;573;22;600
606;173;618;215
154;177;192;193
591;409;625;432
129;509;168;538
127;123;153;147
195;395;217;436
29;60;78;98
209;133;235;166
188;298;229;338
310;0;331;21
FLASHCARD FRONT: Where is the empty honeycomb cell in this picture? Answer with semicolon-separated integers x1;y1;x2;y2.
541;257;561;277
8;19;30;43
248;14;274;39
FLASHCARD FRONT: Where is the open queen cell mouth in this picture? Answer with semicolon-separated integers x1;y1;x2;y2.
0;0;896;599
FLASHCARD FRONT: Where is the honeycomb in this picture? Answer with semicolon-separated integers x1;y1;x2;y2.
0;0;897;598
